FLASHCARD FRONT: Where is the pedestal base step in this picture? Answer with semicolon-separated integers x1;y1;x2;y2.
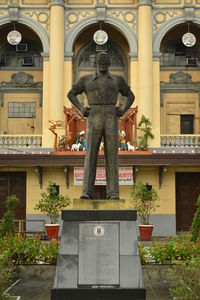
51;287;146;300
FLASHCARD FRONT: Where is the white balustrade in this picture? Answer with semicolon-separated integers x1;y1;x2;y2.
161;135;200;148
0;135;42;148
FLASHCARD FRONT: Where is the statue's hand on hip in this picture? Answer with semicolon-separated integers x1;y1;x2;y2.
116;107;125;117
81;107;91;117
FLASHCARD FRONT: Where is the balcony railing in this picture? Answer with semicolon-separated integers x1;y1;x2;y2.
0;135;42;148
161;135;200;148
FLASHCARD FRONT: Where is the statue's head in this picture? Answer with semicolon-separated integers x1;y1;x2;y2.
96;52;111;72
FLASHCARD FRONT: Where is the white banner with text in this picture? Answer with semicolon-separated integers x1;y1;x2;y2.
74;167;133;185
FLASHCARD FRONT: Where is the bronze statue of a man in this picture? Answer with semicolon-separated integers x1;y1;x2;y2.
67;52;135;199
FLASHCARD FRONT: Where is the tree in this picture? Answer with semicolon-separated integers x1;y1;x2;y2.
137;115;154;150
34;181;71;224
191;194;200;242
0;194;19;237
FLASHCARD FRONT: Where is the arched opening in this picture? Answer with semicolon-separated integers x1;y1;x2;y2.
0;23;43;136
160;23;200;68
160;22;200;138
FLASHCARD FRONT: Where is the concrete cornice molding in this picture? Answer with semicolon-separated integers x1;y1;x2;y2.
49;0;64;8
138;0;152;8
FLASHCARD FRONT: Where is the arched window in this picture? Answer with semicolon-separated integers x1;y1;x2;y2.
0;39;42;69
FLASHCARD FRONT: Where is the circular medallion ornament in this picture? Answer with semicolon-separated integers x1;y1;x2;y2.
93;225;105;237
93;30;108;45
182;32;196;47
7;30;22;45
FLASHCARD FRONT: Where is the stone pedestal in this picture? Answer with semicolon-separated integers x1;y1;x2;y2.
51;206;146;300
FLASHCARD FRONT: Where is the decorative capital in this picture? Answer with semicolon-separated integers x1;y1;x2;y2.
128;52;138;61
8;5;19;21
49;0;64;8
153;52;162;61
64;52;74;61
138;0;152;7
41;52;49;61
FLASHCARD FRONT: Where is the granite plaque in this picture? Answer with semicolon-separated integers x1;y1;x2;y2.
78;222;119;286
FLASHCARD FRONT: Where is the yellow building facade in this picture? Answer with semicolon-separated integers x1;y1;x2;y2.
0;0;200;236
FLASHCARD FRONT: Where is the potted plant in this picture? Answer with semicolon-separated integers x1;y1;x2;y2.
130;182;159;240
34;181;71;240
136;115;154;152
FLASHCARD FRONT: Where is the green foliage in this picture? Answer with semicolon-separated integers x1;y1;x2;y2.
40;238;59;265
34;181;71;224
137;115;154;150
0;254;15;299
130;182;159;225
0;233;59;265
191;194;200;242
139;234;200;265
168;257;200;299
138;243;149;265
0;195;19;237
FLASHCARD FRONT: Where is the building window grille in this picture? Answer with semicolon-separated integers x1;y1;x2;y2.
8;102;36;118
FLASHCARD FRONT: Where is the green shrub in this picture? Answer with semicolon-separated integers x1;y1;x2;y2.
139;234;200;265
0;195;19;237
191;194;200;242
0;255;15;299
168;257;200;299
0;233;59;265
40;238;59;264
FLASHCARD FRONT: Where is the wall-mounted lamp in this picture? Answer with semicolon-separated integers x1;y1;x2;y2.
132;166;138;183
64;166;69;189
159;165;167;189
35;166;42;189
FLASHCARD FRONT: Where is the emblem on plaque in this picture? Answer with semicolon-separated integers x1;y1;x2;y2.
7;30;22;45
182;32;196;47
93;225;105;237
93;30;108;45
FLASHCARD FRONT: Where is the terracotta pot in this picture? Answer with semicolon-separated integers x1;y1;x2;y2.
45;224;60;240
138;224;154;241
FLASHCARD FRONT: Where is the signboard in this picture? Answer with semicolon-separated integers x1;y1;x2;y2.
74;167;133;185
78;223;119;285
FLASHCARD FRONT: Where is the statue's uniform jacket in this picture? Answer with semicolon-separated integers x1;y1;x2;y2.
68;72;133;198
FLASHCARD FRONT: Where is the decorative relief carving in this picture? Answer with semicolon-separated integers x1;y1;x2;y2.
161;71;200;91
153;10;182;31
1;72;42;88
107;10;136;31
21;10;49;32
65;10;95;31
